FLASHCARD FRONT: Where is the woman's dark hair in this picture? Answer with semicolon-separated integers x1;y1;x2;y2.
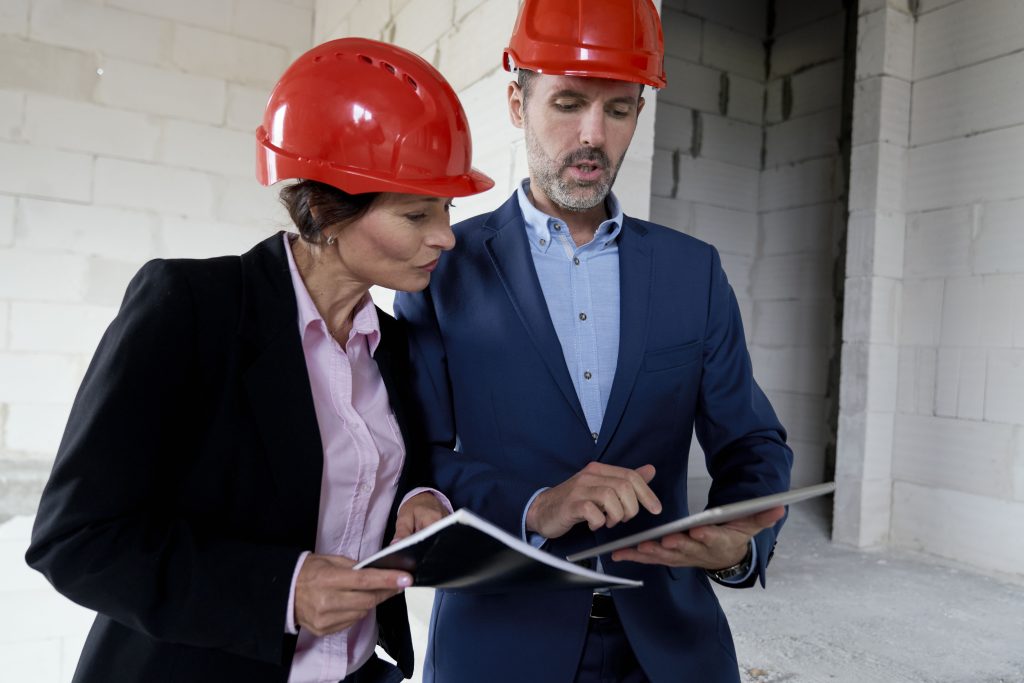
279;180;380;245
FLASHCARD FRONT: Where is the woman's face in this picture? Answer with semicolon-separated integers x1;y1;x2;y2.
331;193;456;292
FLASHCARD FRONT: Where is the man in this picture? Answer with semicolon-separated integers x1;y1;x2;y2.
395;1;793;681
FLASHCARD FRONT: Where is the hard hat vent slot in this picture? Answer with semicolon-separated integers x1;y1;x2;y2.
358;54;372;64
405;75;418;91
382;62;396;75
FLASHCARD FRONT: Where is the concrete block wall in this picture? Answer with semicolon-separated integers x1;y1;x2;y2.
655;0;845;492
0;0;310;515
889;0;1024;577
837;0;1024;579
1;2;314;677
758;0;847;489
834;0;913;549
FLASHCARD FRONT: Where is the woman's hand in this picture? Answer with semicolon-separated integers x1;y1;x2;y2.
391;491;449;544
293;554;411;637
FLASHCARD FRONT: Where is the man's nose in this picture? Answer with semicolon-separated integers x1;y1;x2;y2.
579;106;606;148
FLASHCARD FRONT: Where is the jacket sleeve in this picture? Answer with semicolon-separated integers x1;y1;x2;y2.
694;246;794;588
25;259;303;664
393;287;540;536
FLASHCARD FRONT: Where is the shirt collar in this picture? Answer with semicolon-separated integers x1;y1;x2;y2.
515;179;623;254
283;232;382;354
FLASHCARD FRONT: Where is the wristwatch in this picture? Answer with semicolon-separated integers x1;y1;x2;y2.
707;546;753;582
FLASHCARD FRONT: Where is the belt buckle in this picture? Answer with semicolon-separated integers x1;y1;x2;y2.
589;592;616;620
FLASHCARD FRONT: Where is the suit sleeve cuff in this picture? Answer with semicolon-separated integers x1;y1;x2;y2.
715;539;758;585
522;487;549;547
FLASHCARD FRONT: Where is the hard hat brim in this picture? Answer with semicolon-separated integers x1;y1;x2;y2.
256;132;495;198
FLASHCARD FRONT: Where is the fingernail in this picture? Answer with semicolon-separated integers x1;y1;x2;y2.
397;575;412;587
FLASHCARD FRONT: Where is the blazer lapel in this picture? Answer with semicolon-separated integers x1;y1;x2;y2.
237;234;323;539
482;197;588;428
597;218;653;458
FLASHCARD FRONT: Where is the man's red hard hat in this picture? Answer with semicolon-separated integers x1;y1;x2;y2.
503;0;667;89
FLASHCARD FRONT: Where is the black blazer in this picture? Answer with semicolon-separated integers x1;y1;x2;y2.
26;233;423;682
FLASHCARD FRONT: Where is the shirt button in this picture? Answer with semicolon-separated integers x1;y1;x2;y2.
579;312;587;321
573;257;580;266
584;371;592;380
539;238;547;246
591;432;599;441
553;224;562;231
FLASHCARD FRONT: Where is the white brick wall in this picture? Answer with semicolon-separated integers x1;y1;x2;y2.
29;0;169;66
95;57;227;124
891;481;1024;576
23;94;162;162
838;0;1024;577
0;0;308;522
0;196;14;247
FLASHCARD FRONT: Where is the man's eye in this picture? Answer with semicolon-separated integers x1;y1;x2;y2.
444;202;456;212
406;213;427;222
554;102;579;111
609;108;631;118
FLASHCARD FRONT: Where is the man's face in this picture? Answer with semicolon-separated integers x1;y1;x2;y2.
509;73;644;212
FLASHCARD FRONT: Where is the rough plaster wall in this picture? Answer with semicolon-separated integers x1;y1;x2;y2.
891;0;1024;577
655;0;844;493
0;0;313;517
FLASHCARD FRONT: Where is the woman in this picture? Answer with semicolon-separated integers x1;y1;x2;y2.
26;38;493;683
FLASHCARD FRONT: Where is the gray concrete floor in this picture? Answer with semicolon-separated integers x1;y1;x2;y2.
715;498;1024;683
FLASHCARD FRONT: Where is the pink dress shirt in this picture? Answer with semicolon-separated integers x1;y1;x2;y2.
281;234;447;682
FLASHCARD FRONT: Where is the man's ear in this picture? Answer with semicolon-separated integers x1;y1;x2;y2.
637;95;646;117
508;81;526;130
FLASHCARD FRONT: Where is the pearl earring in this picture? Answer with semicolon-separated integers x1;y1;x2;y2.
325;233;337;246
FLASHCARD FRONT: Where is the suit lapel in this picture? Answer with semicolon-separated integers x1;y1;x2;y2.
482;196;588;428
237;234;323;539
597;218;652;457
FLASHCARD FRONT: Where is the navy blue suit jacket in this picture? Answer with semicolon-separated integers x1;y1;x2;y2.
395;194;793;683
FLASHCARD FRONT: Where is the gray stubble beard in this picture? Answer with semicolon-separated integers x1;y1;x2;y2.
524;121;624;213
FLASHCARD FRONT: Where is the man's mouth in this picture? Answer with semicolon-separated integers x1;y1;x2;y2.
566;161;604;182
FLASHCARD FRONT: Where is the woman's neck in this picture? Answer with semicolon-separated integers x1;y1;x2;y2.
290;237;368;342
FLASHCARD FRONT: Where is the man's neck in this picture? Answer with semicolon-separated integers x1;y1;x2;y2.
526;180;609;248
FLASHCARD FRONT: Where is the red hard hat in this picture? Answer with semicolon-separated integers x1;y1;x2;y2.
503;0;667;89
257;38;493;197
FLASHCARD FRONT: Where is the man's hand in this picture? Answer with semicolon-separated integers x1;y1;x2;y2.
293;554;412;637
391;491;448;544
526;462;662;539
610;505;785;569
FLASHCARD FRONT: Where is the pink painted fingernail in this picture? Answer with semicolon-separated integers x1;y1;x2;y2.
397;575;412;587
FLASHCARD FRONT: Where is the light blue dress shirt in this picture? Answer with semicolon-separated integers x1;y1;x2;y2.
516;180;622;440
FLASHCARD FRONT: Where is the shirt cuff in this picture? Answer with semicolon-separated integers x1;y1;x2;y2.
400;486;454;514
716;539;758;585
285;550;311;635
522;487;549;547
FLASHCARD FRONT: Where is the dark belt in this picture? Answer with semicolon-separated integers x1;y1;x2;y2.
590;593;617;620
